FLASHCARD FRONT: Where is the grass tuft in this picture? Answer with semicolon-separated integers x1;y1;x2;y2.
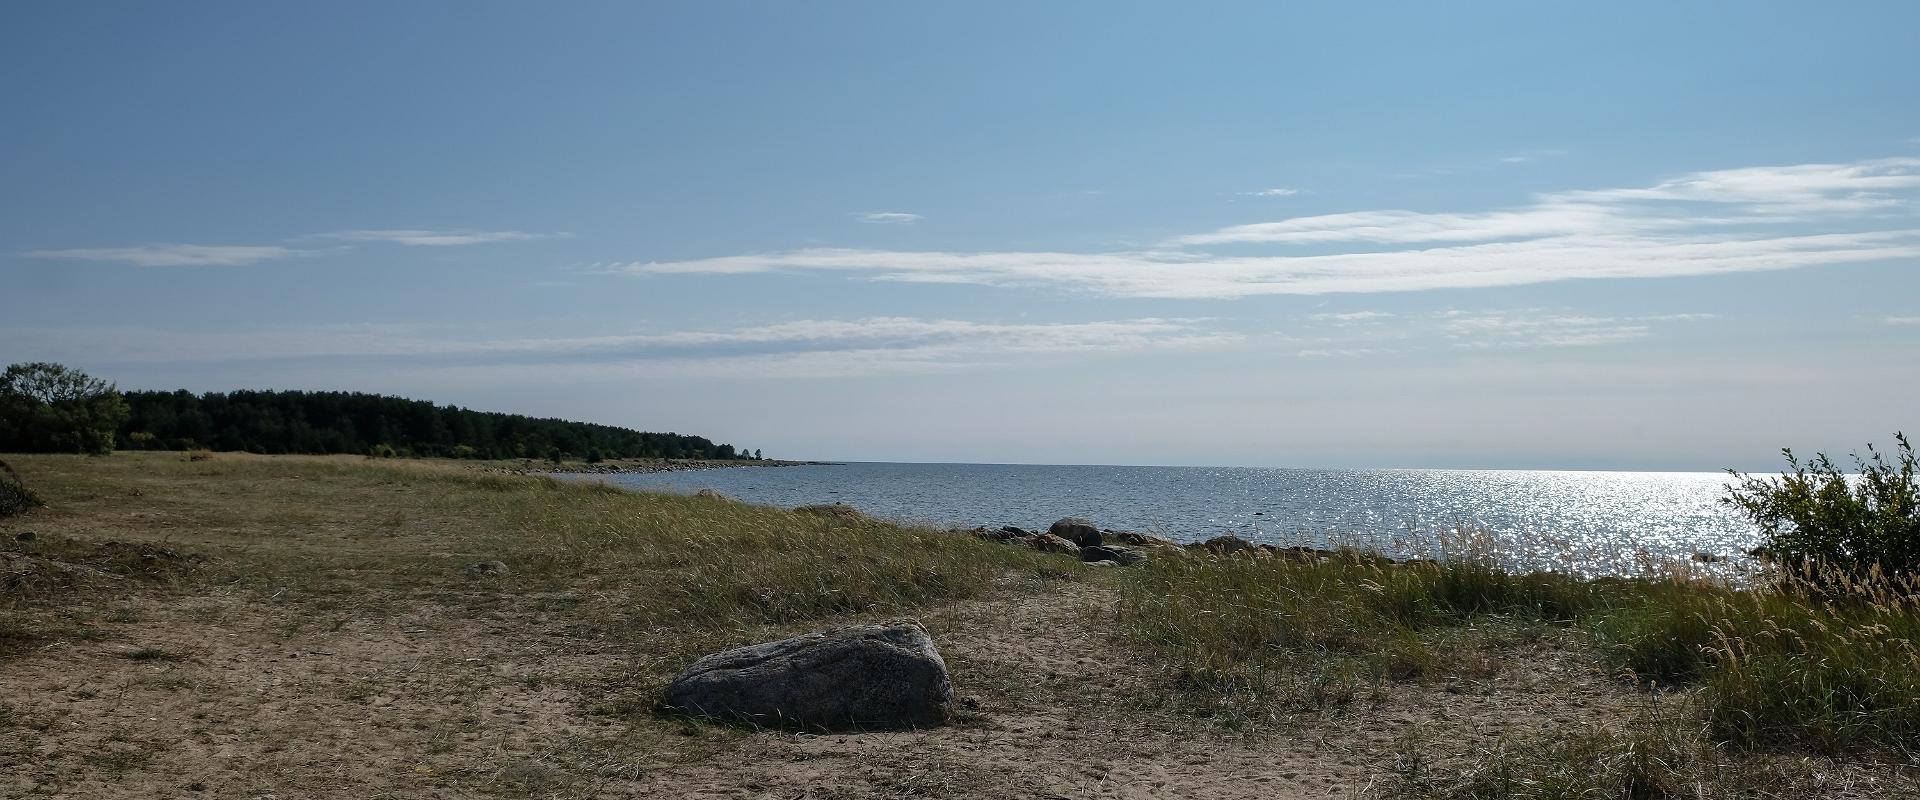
117;646;182;661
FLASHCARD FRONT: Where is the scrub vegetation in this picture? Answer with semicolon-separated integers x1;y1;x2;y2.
2;438;1917;797
1114;434;1920;797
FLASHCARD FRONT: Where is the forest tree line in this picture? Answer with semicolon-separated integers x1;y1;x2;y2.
115;389;757;461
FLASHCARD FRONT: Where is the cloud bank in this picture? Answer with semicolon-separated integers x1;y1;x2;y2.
624;157;1920;298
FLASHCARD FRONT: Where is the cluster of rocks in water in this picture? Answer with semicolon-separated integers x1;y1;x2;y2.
966;516;1349;568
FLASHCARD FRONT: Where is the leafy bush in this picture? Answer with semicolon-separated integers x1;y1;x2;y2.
0;459;43;517
0;362;130;455
1724;432;1919;581
368;443;398;458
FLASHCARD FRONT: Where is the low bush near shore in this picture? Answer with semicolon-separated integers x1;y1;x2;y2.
1724;432;1919;584
0;459;41;517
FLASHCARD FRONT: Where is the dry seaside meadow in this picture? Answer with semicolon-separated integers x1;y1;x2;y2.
5;450;1920;798
9;4;1920;798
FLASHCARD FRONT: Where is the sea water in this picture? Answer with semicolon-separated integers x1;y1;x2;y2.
589;463;1759;575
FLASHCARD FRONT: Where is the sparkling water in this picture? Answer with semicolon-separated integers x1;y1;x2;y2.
586;462;1760;575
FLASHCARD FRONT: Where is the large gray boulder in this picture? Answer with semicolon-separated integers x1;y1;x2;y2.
663;620;952;731
1048;517;1102;547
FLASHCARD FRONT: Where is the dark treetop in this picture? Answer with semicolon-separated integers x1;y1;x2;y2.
116;389;748;461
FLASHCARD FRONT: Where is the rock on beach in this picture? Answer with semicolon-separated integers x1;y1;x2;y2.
664;620;952;731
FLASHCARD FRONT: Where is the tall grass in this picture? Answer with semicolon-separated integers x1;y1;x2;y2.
1116;552;1622;717
1117;544;1920;755
1390;714;1773;799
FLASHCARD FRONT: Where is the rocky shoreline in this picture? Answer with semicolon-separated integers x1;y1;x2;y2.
964;515;1381;568
779;502;1379;569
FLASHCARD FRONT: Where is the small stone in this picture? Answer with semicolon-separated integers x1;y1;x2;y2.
462;560;509;577
1027;533;1080;556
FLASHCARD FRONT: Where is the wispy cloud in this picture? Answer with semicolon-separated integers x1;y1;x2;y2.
1238;187;1304;197
1886;316;1920;325
854;212;924;224
621;157;1920;299
21;244;312;267
317;229;562;246
1438;311;1716;349
1;317;1238;378
1298;348;1395;358
1308;311;1395;324
1276;309;1716;356
1499;149;1568;164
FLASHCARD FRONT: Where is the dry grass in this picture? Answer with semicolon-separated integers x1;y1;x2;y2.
1115;544;1920;794
0;452;1084;798
6;452;1920;798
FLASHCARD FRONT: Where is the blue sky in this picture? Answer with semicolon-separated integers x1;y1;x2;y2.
3;2;1917;469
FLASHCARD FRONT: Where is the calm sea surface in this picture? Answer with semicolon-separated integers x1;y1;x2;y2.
587;463;1761;575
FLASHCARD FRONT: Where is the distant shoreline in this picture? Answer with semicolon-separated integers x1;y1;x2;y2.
536;457;835;476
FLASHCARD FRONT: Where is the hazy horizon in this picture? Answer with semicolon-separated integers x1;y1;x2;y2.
4;3;1916;471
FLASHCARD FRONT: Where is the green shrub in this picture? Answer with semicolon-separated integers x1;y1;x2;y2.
368;443;398;458
0;362;130;455
1725;432;1919;581
0;459;44;517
